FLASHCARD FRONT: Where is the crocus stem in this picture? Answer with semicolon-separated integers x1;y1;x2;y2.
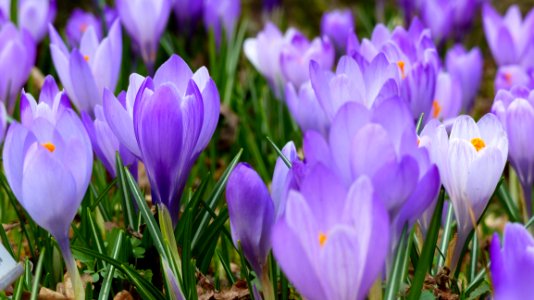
260;266;275;300
57;237;85;300
450;230;468;274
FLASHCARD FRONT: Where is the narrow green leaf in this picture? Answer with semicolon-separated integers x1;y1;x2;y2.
416;113;425;134
496;179;520;222
115;153;137;229
435;200;454;274
266;136;292;168
385;225;410;300
469;234;479;281
217;249;236;285
30;247;46;300
98;230;124;300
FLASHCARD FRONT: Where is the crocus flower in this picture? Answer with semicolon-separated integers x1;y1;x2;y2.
104;54;220;224
285;81;329;136
17;0;56;42
271;141;300;218
263;0;281;12
492;86;534;214
420;0;479;43
65;9;103;48
445;45;483;113
173;0;203;25
280;30;334;87
320;9;354;51
116;0;171;70
0;103;6;143
272;166;390;300
0;23;35;110
483;4;534;67
430;72;462;121
3;76;92;299
494;65;534;91
226;163;274;277
104;6;119;29
49;20;122;115
82;105;137;177
432;114;508;269
203;0;240;47
0;0;9;24
490;223;534;299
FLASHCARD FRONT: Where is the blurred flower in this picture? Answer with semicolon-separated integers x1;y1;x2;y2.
430;72;462;121
490;223;534;300
320;9;354;50
492;86;534;214
263;0;281;12
0;23;35;110
494;65;534;91
445;45;483;113
432;114;508;269
173;0;203;25
203;0;240;47
3;76;92;299
0;102;6;143
116;0;171;71
65;9;102;48
82;105;137;177
17;0;56;42
272;167;389;300
483;4;534;67
104;55;220;224
280;29;334;87
104;6;118;29
49;20;122;115
271;141;301;218
420;0;479;43
226;163;274;276
285;81;329;136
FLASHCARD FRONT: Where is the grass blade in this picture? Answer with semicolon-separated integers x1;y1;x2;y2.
385;225;410;300
98;230;124;300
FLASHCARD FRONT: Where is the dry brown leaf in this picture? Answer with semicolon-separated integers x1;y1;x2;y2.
113;290;134;300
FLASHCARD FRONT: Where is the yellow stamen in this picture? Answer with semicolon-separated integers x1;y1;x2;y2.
41;142;56;152
319;232;327;247
83;55;90;62
397;60;406;79
504;72;512;84
470;138;486;152
432;100;441;119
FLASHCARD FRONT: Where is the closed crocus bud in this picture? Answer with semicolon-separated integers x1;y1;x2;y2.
173;0;203;25
445;45;483;113
271;141;300;218
17;0;56;42
49;20;122;115
492;86;534;215
430;72;462;121
65;9;103;48
226;163;274;277
490;223;534;300
285;82;329;136
203;0;240;47
483;4;534;67
3;76;92;299
116;0;171;71
280;30;334;87
0;23;36;110
494;65;534;91
434;114;508;269
272;166;389;300
420;0;454;43
320;9;354;51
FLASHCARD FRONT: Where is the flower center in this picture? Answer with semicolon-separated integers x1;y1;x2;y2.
470;138;486;152
504;72;512;84
41;142;56;152
319;232;327;247
84;55;90;62
80;23;88;33
397;60;406;79
432;100;442;119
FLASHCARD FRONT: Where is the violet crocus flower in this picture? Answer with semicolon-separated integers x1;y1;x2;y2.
49;20;122;115
203;0;240;47
494;65;534;91
320;9;354;51
104;55;220;224
285;81;329;136
65;9;103;48
483;4;534;67
271;141;300;218
445;45;483;113
226;163;274;277
490;223;534;299
17;0;56;42
173;0;203;25
116;0;171;71
0;23;35;110
420;0;479;43
3;76;92;299
492;86;534;214
82;105;137;177
430;72;462;121
272;166;390;300
280;30;334;87
432;114;508;269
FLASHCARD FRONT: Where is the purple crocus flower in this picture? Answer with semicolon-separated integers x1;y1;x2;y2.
104;55;220;224
3;76;92;299
420;0;479;43
490;223;534;299
0;102;6;143
320;9;354;51
49;20;122;115
0;23;35;110
65;9;103;48
17;0;56;42
271;141;300;218
445;45;483;113
285;81;329;136
272;166;390;300
203;0;240;47
430;72;462;121
492;86;534;214
82;105;137;177
483;4;534;67
104;6;119;29
280;30;334;87
116;0;171;70
226;163;274;277
263;0;281;12
173;0;203;25
494;65;534;91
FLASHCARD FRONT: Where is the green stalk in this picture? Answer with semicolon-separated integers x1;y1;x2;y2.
57;237;85;300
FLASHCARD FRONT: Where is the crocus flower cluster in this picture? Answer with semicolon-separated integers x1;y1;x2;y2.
0;0;56;42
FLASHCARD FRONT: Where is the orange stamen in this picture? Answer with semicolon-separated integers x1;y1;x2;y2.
471;138;486;152
41;142;56;152
319;232;327;247
432;100;442;119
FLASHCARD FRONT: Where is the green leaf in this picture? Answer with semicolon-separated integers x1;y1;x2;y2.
496;179;520;222
435;200;454;274
98;230;124;300
115;153;138;229
385;224;410;300
30;247;46;300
